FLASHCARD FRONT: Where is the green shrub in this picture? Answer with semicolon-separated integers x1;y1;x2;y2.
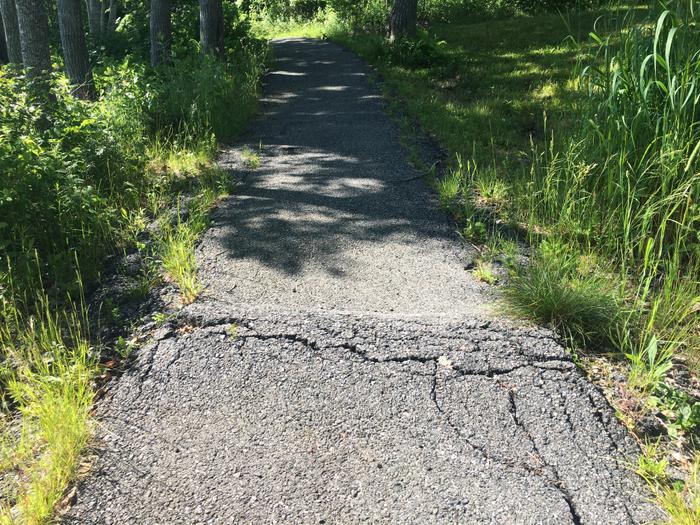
422;0;604;23
152;43;267;141
0;66;149;294
328;0;388;32
247;0;328;21
0;31;266;294
385;31;453;68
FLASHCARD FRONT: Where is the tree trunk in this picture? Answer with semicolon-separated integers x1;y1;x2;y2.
99;0;107;33
14;0;52;77
149;0;171;66
0;12;7;63
85;0;100;35
389;0;417;42
106;0;117;31
199;0;223;57
57;0;95;99
0;0;22;63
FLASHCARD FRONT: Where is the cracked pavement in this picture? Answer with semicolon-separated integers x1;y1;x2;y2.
66;38;659;524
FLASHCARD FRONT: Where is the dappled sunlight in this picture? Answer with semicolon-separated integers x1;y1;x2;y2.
269;70;307;76
311;85;352;91
196;38;485;314
365;11;612;167
260;91;299;104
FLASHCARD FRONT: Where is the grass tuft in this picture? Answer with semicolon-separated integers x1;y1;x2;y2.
436;169;463;210
159;221;202;305
473;260;498;285
503;243;621;346
241;147;262;169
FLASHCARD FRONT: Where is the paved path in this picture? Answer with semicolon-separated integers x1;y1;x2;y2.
67;39;658;524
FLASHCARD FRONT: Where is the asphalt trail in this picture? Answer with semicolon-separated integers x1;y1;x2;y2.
67;38;658;524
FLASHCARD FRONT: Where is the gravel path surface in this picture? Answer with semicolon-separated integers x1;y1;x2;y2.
66;38;659;524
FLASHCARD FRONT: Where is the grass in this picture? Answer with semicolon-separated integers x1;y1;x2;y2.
474;168;508;209
159;221;202;305
436;167;463;210
503;242;622;345
655;457;700;525
0;294;96;524
473;260;498;285
241;146;262;169
156;157;233;305
638;442;700;525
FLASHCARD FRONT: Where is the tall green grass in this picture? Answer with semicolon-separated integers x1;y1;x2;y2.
0;285;96;524
512;1;700;370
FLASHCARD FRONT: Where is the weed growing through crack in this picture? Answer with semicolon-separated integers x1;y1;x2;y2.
241;147;261;169
473;261;497;285
153;312;173;326
114;336;136;360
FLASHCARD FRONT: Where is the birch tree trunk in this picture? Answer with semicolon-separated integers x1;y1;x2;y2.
106;0;117;31
57;0;95;99
15;0;52;77
0;13;7;63
0;0;22;63
150;0;171;66
199;0;223;57
389;0;417;42
99;0;107;33
85;0;101;36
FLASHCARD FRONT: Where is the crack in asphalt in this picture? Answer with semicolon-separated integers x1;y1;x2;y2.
220;321;584;524
73;311;659;523
504;389;582;525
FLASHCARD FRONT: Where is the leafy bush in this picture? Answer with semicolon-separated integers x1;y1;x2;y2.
0;67;149;293
328;0;388;32
385;31;453;68
335;29;453;69
246;0;328;21
152;41;267;140
0;36;266;302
